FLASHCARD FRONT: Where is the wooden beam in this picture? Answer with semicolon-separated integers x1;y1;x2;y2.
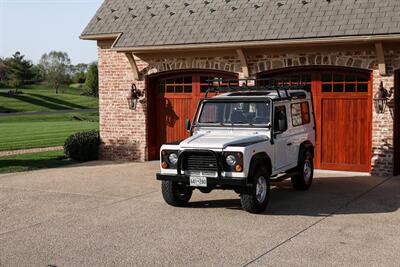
375;42;386;76
236;48;249;78
125;52;140;80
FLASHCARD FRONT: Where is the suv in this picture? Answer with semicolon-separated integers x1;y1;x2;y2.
156;81;316;213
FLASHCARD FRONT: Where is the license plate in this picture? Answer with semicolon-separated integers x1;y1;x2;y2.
190;176;207;187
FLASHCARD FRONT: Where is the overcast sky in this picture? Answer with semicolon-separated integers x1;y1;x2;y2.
0;0;103;64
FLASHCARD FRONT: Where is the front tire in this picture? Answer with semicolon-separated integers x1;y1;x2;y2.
161;181;193;207
291;151;314;190
241;168;270;214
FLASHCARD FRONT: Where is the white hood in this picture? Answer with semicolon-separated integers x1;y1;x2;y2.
180;132;268;149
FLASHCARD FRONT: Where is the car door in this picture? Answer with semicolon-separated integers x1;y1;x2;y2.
273;104;292;171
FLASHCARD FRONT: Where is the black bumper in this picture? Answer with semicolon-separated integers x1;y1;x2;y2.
156;173;249;188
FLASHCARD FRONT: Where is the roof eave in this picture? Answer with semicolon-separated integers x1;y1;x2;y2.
79;33;121;41
112;34;400;53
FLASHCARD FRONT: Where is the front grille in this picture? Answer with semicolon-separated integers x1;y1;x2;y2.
182;152;219;172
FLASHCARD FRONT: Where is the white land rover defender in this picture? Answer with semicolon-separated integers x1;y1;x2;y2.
156;79;316;214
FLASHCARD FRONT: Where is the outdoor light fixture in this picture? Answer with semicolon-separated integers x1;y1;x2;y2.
127;84;144;110
374;81;392;114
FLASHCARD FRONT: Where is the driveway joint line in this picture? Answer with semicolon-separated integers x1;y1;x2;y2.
242;175;395;267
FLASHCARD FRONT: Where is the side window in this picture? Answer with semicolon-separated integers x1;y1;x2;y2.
274;105;288;133
291;102;310;127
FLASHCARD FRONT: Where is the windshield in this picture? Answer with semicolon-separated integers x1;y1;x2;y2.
197;101;271;126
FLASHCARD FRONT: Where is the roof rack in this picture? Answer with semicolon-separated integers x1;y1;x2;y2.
205;78;308;100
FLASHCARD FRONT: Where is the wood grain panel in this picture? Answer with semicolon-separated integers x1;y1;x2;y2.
320;98;370;172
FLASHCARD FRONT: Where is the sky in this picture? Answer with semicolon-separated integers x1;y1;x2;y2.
0;0;103;64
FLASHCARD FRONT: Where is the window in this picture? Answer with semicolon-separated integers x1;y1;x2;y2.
291;102;310;127
159;76;192;93
257;74;312;92
198;101;271;126
200;75;239;93
274;106;287;132
321;72;369;93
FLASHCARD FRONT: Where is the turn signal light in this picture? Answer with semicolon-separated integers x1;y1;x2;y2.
235;164;243;172
161;161;168;169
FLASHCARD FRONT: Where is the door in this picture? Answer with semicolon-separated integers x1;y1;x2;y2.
394;70;400;176
259;67;372;172
147;70;237;160
273;105;291;170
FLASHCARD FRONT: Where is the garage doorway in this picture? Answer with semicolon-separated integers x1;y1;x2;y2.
147;70;237;160
258;67;373;172
394;70;400;176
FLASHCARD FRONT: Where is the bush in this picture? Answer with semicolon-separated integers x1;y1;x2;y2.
64;130;100;162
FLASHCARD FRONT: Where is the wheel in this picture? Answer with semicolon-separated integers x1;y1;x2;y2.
161;181;193;207
240;168;270;214
291;150;314;191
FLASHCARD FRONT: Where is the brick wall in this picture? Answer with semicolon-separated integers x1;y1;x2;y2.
97;40;399;176
97;40;147;161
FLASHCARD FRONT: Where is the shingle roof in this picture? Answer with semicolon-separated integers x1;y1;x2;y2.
81;0;400;48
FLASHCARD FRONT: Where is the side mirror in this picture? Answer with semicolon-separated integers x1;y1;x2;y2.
185;118;191;132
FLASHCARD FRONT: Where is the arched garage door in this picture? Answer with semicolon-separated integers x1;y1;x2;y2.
147;70;237;159
259;67;372;172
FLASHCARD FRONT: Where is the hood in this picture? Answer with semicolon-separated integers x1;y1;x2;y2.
180;132;268;149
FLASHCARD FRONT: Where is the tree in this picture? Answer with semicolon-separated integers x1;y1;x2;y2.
71;63;88;84
85;63;99;97
3;52;33;91
39;51;71;94
0;60;6;83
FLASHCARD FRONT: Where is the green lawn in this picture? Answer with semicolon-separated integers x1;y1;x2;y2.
0;113;99;151
0;84;98;113
0;150;74;174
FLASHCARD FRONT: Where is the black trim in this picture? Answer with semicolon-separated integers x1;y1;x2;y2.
229;139;267;147
156;173;250;188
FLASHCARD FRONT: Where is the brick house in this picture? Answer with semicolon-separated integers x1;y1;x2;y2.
81;0;400;176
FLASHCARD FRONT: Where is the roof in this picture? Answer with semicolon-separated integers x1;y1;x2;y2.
81;0;400;49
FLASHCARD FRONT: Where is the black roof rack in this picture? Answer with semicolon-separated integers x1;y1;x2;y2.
205;78;308;100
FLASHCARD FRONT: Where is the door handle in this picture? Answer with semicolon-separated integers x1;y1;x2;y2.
287;143;292;146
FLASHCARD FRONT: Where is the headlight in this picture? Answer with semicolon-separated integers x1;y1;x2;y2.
168;153;178;165
226;155;237;166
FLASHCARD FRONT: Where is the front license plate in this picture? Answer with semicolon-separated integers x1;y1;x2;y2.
190;176;207;187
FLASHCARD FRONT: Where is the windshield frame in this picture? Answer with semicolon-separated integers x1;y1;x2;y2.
194;99;273;128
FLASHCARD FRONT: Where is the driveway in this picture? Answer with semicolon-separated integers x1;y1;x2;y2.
0;162;399;266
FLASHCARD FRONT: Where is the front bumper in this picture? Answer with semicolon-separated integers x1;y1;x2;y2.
156;173;249;188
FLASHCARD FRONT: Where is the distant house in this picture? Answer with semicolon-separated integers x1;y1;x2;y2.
81;0;400;176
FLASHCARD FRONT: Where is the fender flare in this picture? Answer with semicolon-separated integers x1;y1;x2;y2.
298;141;314;165
248;152;272;181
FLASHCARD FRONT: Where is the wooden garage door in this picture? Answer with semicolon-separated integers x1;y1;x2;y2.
147;71;237;159
259;68;372;172
394;70;400;176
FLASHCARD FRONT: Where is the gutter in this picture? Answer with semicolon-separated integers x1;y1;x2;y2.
79;33;400;53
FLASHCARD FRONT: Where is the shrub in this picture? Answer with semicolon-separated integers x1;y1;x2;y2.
64;130;100;162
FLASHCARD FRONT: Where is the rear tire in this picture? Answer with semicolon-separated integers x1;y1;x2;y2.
161;181;192;207
291;151;314;191
241;168;270;214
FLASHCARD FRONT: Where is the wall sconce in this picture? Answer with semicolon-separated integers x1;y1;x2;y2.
374;81;392;114
127;84;144;110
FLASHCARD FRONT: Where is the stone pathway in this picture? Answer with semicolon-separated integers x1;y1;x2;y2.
0;146;64;157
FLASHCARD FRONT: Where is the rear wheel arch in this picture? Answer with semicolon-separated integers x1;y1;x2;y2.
299;141;314;161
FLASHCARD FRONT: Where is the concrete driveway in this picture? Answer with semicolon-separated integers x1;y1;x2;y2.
0;162;399;266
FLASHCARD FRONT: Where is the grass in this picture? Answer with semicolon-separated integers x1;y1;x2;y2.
0;112;99;151
0;150;74;174
0;84;98;113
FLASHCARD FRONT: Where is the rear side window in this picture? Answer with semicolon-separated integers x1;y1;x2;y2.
291;102;310;127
